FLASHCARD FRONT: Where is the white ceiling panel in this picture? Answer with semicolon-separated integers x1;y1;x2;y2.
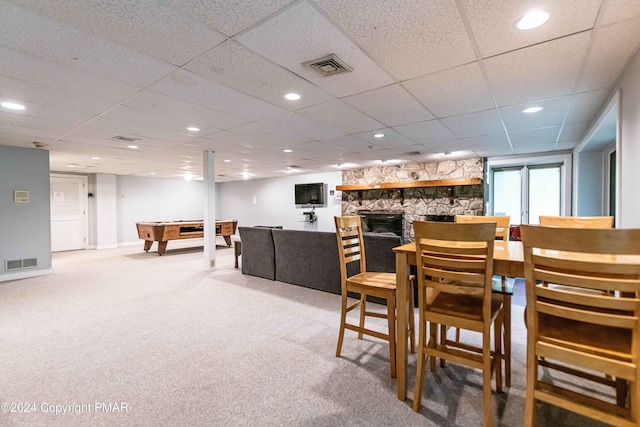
184;41;334;110
314;0;476;80
558;122;591;143
578;17;640;92
258;112;346;140
342;84;434;127
0;2;176;87
484;32;591;106
565;89;611;124
205;122;310;150
351;128;421;150
403;62;495;118
5;0;227;66
459;0;601;58
500;96;571;133
599;0;640;26
149;70;286;121
393;120;455;144
440;109;505;139
236;1;394;97
296;100;384;134
122;91;250;131
509;126;561;146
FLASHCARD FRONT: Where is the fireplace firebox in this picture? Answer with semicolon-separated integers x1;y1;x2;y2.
358;211;403;237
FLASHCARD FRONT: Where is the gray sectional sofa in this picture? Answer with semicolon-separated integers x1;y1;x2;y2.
237;226;402;295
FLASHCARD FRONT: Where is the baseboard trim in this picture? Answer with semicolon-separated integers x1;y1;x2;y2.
0;268;53;283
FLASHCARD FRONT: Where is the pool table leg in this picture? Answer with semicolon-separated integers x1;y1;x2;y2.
223;235;232;247
157;241;168;255
144;240;153;252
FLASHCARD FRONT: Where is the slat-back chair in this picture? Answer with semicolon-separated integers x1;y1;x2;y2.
520;225;640;427
334;215;414;378
454;214;512;387
539;215;614;228
412;221;503;426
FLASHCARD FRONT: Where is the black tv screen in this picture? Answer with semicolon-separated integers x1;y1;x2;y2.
294;183;324;205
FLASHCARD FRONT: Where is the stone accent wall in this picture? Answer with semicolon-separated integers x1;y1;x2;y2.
341;159;485;241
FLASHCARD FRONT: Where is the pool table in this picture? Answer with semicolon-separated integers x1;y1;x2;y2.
135;220;237;255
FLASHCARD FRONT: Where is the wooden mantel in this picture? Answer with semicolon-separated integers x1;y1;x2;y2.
336;177;481;191
336;177;482;205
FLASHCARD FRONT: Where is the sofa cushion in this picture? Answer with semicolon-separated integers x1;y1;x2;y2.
272;229;342;295
238;226;276;280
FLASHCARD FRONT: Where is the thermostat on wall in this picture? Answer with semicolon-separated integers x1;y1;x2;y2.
14;190;29;203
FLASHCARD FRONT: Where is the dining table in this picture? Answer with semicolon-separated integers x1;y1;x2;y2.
392;239;524;401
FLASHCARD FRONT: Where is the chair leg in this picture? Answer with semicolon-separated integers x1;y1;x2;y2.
483;330;493;427
413;315;427;412
358;295;366;340
387;295;397;378
439;325;447;368
429;322;438;372
408;282;416;353
336;295;348;357
524;352;538;426
494;314;503;394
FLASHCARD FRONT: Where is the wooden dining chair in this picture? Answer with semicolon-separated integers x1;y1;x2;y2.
412;221;503;426
454;214;512;387
334;215;414;378
520;225;640;427
539;215;614;228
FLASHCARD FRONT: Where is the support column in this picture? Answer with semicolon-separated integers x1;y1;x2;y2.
203;151;216;271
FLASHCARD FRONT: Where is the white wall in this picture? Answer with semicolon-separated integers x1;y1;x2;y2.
0;145;52;281
116;176;204;244
95;174;118;249
575;151;604;216
616;48;640;227
217;171;343;232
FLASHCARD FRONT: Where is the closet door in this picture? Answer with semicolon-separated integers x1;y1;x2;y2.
50;174;88;252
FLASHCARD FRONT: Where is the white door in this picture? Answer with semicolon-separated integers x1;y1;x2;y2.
50;174;88;252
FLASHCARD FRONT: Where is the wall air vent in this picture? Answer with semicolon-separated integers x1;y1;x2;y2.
303;54;353;77
5;258;38;271
112;135;141;142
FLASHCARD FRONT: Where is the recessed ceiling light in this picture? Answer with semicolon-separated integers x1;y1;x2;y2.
522;106;544;114
516;10;550;30
90;156;101;160
284;92;301;101
242;171;250;179
187;127;200;132
149;172;156;175
67;164;76;168
223;159;231;163
283;149;293;153
184;174;192;181
373;133;385;138
1;101;26;110
127;145;139;149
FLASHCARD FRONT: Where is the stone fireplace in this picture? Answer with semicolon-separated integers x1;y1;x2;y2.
341;159;485;242
359;210;404;237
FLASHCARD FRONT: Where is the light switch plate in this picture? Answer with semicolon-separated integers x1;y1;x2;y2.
14;190;29;203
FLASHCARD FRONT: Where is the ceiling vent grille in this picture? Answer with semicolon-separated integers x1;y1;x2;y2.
112;135;141;142
303;54;352;77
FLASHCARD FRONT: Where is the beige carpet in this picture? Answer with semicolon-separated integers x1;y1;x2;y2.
0;240;612;426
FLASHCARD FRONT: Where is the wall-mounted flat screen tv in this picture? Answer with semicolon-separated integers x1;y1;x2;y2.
294;183;325;205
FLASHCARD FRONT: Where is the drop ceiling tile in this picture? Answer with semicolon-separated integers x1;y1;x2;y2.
558;122;590;142
296;100;384;134
0;46;139;102
123;91;250;130
294;139;349;155
236;1;394;97
578;17;640;92
393;120;455;144
500;96;571;133
317;135;376;152
599;0;640;26
258;112;346;140
484;32;591;106
403;62;495;118
440;109;504;138
565;89;611;124
351;128;419;149
185;41;334;111
342;84;434;127
168;0;295;37
509;126;560;146
1;1;176;86
0;105;91;133
5;0;227;66
205;122;310;150
458;0;601;58
314;0;476;80
149;70;286;121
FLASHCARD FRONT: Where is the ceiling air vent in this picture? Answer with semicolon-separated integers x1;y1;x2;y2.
303;54;352;77
112;135;141;142
405;151;423;156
